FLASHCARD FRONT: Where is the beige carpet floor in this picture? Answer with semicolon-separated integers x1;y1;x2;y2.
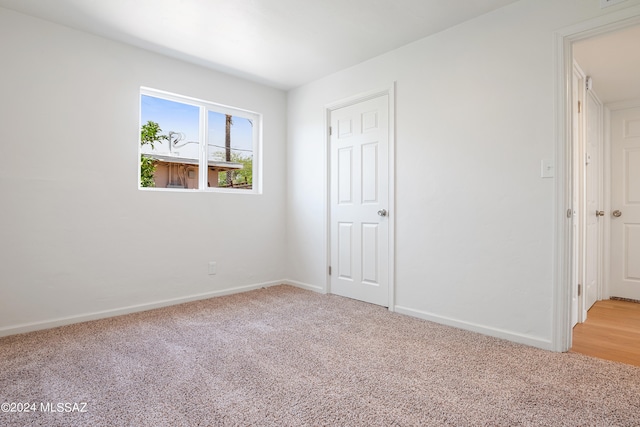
1;285;639;426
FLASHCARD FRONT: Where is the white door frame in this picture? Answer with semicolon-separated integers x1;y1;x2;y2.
554;6;640;352
325;84;396;311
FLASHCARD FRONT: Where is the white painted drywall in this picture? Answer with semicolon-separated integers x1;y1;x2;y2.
3;0;640;349
0;8;287;335
285;0;640;349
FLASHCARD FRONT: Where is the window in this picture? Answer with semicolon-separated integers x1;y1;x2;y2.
139;88;260;192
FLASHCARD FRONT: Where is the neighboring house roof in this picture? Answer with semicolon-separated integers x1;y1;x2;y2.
146;154;244;171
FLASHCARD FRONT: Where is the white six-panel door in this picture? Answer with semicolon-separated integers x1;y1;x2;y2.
610;106;640;300
330;94;389;307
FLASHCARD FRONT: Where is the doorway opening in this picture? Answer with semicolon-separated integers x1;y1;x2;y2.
556;8;640;354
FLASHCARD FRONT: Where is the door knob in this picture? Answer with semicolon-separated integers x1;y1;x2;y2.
377;209;388;217
596;210;605;217
612;210;622;218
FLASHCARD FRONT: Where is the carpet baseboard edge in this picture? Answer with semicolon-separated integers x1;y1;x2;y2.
0;280;284;338
394;305;553;351
282;279;325;293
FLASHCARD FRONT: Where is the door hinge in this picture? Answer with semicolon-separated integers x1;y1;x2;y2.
329;126;333;136
578;283;582;297
578;101;582;113
328;266;332;275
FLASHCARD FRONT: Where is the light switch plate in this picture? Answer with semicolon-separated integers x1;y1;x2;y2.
541;159;554;178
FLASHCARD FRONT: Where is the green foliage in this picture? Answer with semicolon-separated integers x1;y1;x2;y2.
140;121;168;149
140;155;156;188
217;152;253;188
140;121;167;187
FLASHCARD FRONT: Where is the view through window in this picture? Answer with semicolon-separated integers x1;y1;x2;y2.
139;88;260;192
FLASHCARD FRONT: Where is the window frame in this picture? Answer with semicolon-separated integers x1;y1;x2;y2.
139;87;262;194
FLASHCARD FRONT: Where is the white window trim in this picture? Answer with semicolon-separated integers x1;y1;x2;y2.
139;87;262;194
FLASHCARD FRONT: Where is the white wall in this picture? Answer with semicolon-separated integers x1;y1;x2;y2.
0;8;287;335
286;0;640;349
4;0;640;349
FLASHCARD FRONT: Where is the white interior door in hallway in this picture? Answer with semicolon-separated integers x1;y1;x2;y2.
610;106;640;300
330;94;390;307
571;65;583;328
571;62;603;325
583;89;603;314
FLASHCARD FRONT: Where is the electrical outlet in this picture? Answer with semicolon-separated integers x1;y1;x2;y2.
208;261;217;275
600;0;626;8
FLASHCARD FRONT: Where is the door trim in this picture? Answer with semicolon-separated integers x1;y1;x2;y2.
325;83;396;311
554;6;640;352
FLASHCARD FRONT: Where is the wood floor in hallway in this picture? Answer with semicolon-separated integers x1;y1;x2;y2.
571;299;640;367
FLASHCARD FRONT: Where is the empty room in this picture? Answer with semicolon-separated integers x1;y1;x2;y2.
1;0;640;425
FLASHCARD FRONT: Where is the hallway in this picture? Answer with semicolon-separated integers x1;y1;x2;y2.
571;299;640;367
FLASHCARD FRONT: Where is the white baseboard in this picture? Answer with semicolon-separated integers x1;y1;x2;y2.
1;280;553;352
0;280;283;338
394;305;554;351
283;279;325;294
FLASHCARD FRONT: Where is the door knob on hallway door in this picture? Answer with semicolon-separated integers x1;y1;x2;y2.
596;210;605;217
377;209;388;217
612;210;622;218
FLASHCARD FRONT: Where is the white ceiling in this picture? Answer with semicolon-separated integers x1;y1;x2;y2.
0;0;521;90
573;24;640;105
